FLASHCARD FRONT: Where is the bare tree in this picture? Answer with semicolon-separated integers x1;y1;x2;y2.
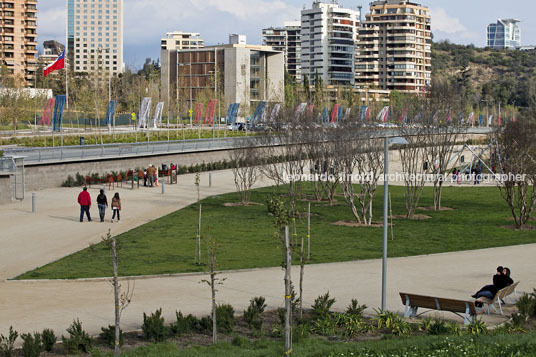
339;126;384;225
102;230;134;357
230;138;259;205
496;119;536;229
200;239;226;344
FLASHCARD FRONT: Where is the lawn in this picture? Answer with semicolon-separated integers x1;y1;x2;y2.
17;185;536;280
112;332;536;357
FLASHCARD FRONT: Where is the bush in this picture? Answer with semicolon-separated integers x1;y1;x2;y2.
142;308;166;343
41;328;56;352
0;326;18;357
420;317;450;335
243;296;267;332
517;292;536;318
293;323;310;342
99;325;123;347
311;292;336;321
466;318;487;335
346;299;367;318
62;319;92;354
61;175;75;187
170;311;194;336
216;304;235;333
312;317;336;336
198;316;213;333
21;333;42;357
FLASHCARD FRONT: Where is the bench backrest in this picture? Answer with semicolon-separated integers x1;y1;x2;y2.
502;281;519;298
400;292;477;315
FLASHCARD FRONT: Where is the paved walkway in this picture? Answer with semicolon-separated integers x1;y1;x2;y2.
0;167;531;340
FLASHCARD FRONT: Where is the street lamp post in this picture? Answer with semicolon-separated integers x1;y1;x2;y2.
381;136;408;312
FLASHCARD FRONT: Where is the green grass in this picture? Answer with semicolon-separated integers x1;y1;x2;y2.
0;128;249;147
17;185;536;280
98;332;536;356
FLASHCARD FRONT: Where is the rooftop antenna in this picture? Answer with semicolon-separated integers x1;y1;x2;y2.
358;5;363;25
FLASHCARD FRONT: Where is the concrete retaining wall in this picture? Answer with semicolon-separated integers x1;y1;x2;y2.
0;174;13;203
24;149;237;191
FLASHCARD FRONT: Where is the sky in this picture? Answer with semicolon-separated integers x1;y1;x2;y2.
38;0;536;69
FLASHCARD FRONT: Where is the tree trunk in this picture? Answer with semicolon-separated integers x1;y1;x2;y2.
210;252;217;344
197;203;202;265
299;234;304;320
284;226;292;355
112;237;120;357
307;202;311;261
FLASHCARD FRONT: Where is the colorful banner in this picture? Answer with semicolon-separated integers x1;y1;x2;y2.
194;103;204;124
377;106;390;122
40;98;56;126
52;95;66;132
105;100;117;126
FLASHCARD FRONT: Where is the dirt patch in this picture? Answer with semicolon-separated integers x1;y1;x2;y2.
333;220;383;228
223;202;263;207
417;206;454;212
392;214;432;220
502;225;536;231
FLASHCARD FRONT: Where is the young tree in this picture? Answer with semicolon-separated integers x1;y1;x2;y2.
230;137;259;205
496;119;536;229
102;230;134;357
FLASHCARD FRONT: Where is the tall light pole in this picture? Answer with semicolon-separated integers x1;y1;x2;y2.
382;136;408;312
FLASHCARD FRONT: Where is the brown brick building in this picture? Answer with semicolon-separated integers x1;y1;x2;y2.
0;0;38;86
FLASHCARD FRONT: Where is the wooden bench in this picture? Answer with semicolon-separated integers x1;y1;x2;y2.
400;292;480;325
477;281;520;315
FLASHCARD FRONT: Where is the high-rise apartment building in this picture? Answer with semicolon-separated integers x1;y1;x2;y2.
67;0;123;75
300;1;360;86
0;0;38;86
38;40;65;69
356;0;431;93
487;19;521;49
262;21;301;81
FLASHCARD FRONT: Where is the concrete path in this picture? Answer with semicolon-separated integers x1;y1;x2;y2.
0;167;531;340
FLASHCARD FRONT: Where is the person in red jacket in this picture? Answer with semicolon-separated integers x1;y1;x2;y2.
78;187;92;222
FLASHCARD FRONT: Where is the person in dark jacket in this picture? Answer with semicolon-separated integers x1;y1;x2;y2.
77;187;92;222
472;266;513;302
96;189;108;222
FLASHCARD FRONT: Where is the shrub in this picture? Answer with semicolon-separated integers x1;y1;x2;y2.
62;319;92;354
311;292;336;321
41;328;56;352
231;335;248;347
517;292;536;318
466;318;487;335
271;323;283;338
293;323;310;342
142;309;166;343
375;310;412;336
21;333;42;357
216;304;235;333
0;150;3;157
75;172;86;186
346;299;367;318
62;175;75;187
243;296;267;332
0;326;18;357
420;317;450;335
170;311;193;336
99;325;123;347
198;316;213;333
312;317;336;336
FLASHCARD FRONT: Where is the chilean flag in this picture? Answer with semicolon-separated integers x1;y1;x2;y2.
43;50;65;77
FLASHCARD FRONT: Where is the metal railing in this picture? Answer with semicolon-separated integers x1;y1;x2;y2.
2;137;256;164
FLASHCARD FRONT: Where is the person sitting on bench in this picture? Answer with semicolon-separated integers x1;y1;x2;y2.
472;266;513;306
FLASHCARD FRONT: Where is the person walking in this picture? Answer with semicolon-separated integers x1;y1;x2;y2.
147;165;155;187
111;192;121;223
77;187;92;222
96;189;108;222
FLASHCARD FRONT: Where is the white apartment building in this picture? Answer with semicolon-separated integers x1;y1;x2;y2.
300;1;360;86
67;0;123;75
262;21;301;81
161;31;204;51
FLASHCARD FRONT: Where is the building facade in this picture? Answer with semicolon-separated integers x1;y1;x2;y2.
487;19;521;49
161;31;205;109
356;0;431;93
0;0;38;86
67;0;123;75
300;1;360;86
162;43;284;115
161;31;204;52
262;21;301;81
37;40;65;74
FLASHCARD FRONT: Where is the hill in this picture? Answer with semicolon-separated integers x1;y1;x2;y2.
432;41;536;109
